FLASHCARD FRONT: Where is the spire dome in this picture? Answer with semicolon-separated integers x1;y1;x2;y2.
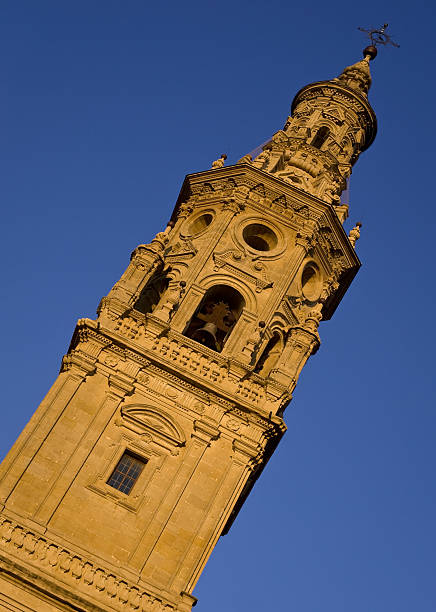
336;47;377;97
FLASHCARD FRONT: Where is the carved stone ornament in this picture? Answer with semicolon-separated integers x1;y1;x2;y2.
119;405;186;448
164;384;180;399
236;153;252;164
151;332;268;407
221;199;246;214
103;354;119;368
212;250;273;293
167;238;197;259
177;202;194;220
137;370;150;385
154;280;187;323
114;315;146;342
348;222;362;247
302;305;323;334
211;154;227;169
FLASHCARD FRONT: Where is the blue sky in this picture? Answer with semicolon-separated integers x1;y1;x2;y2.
1;2;435;611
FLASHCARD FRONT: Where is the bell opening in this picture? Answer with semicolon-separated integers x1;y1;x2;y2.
183;285;245;352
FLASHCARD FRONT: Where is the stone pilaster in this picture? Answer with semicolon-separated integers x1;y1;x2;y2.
0;353;96;509
34;371;135;526
129;419;220;574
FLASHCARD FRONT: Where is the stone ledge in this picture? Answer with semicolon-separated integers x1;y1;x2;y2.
0;516;192;612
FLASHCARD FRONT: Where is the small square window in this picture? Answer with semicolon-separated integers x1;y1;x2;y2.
107;452;147;495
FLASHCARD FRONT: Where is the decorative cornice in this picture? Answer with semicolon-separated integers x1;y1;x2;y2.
65;317;288;432
0;516;187;611
172;165;343;226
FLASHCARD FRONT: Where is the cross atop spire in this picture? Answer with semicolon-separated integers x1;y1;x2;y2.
358;23;400;50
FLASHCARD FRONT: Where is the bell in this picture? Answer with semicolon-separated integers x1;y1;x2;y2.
191;322;219;351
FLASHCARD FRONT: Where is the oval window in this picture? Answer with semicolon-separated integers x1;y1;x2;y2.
301;264;321;301
188;213;213;236
242;224;278;252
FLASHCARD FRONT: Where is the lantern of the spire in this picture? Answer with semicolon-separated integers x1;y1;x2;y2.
246;48;378;217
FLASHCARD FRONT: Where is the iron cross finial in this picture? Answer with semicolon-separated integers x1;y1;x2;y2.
358;23;400;48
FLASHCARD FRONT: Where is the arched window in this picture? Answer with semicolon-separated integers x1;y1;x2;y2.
134;272;170;315
311;126;330;150
184;285;245;352
255;332;283;377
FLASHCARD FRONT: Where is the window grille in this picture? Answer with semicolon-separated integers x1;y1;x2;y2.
107;452;146;495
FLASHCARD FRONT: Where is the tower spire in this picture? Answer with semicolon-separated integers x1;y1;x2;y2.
242;46;379;216
335;49;374;96
0;37;385;612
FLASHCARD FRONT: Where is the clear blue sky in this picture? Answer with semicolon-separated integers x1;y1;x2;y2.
1;2;435;611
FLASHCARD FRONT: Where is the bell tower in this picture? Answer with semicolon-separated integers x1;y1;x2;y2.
0;46;378;611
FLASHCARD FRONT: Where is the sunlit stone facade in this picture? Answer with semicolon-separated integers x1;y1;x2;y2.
0;47;377;611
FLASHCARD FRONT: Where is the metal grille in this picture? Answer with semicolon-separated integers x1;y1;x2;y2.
107;452;146;495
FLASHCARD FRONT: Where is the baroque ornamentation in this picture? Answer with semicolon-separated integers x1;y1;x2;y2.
211;154;227;169
348;222;362;247
212;250;273;293
114;316;146;342
151;333;268;407
167;238;197;259
176;202;194;220
235;53;376;204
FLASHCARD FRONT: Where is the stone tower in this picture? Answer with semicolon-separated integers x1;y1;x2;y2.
0;46;377;611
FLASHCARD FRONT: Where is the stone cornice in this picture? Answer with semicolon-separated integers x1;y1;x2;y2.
0;515;187;611
65;320;289;431
173;164;336;220
172;164;359;258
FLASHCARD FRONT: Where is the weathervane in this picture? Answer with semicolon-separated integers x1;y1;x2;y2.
358;23;400;48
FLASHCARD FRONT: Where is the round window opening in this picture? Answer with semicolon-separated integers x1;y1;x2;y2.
301;264;321;301
242;224;278;252
188;213;213;235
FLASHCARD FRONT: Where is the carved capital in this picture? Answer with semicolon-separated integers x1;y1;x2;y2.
232;438;261;469
60;352;96;378
108;372;135;397
295;229;315;251
288;326;320;353
320;265;344;303
74;323;111;359
192;419;220;444
153;281;187;323
271;325;320;392
76;317;98;331
221;199;245;214
97;296;129;321
177;202;194;220
334;203;349;223
302;305;323;335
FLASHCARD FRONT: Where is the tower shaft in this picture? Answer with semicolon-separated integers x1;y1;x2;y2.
0;49;376;611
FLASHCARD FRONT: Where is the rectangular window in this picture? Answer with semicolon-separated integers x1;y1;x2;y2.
107;452;147;495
